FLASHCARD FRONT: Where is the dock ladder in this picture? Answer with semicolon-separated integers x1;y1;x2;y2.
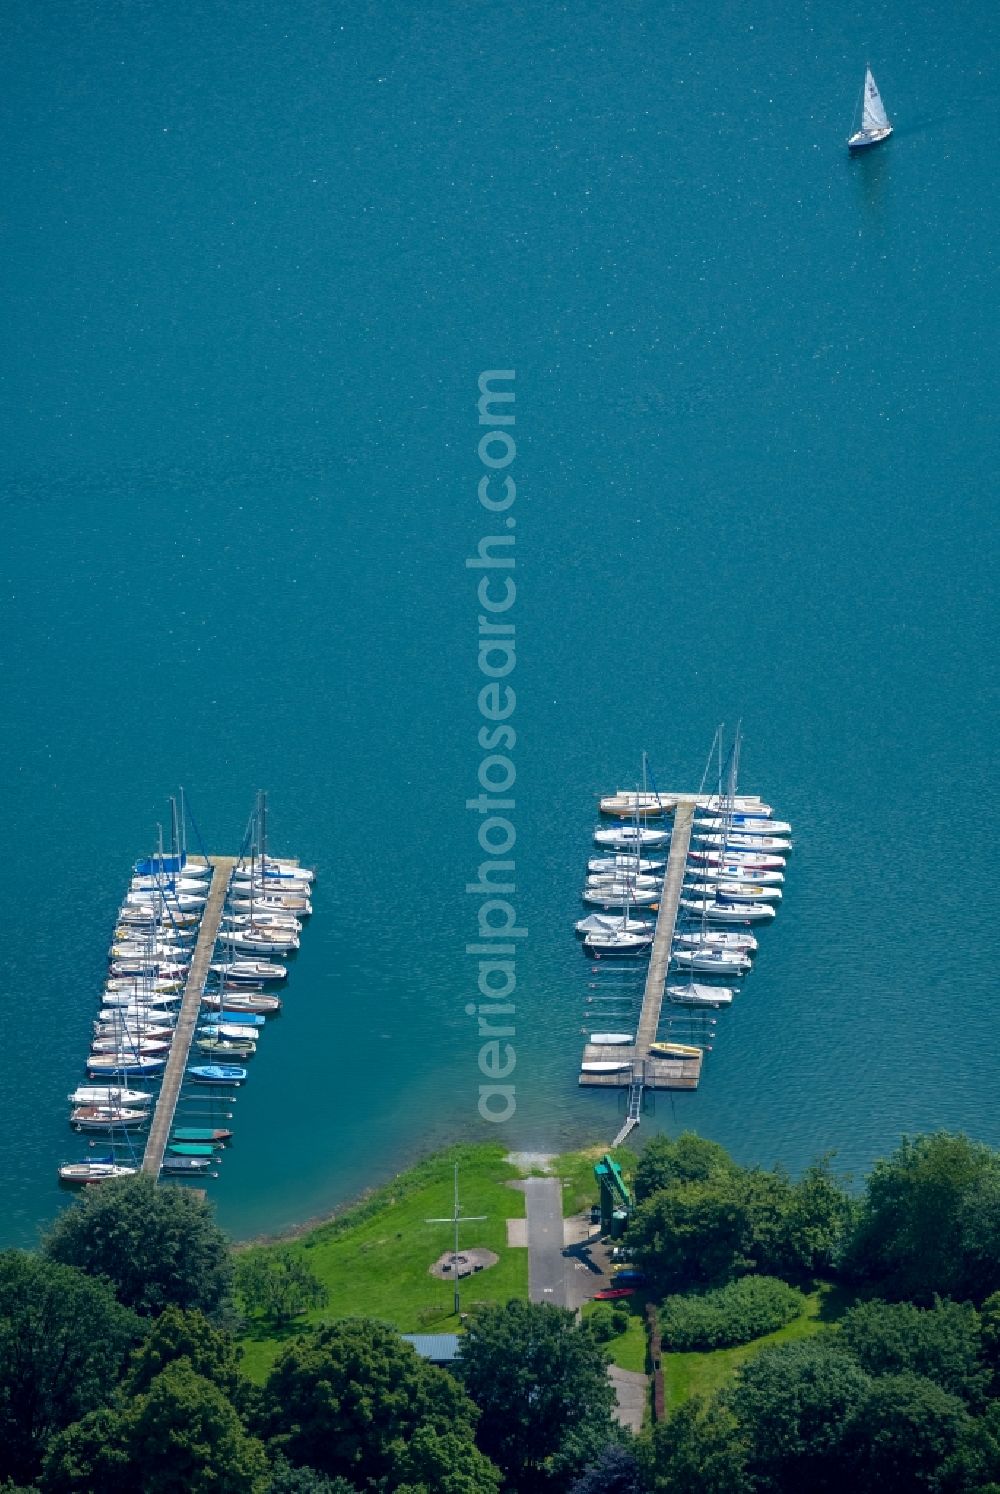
612;1068;645;1147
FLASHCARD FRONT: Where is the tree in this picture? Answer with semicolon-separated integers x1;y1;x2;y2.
124;1305;242;1399
394;1425;502;1494
642;1401;749;1493
628;1174;748;1292
0;1250;141;1485
841;1373;971;1494
236;1249;328;1325
777;1156;854;1278
126;1361;269;1494
265;1456;359;1492
725;1339;871;1494
838;1299;989;1407
40;1409;133;1494
633;1133;736;1202
43;1174;233;1318
458;1300;618;1492
260;1320;480;1488
844;1132;1000;1303
568;1444;645;1494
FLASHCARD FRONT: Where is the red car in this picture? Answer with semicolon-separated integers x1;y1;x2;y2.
592;1287;635;1300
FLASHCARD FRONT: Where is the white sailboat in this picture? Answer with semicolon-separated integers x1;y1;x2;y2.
68;1086;153;1108
679;896;776;923
695;817;792;836
582;884;659;907
593;826;670;850
667;982;735;1008
674;930;757;952
694;833;792;853
672;947;752;974
576;912;653;936
685;865;784;886
684;882;782;902
848;66;892;151
588;856;664;875
688;848;786;870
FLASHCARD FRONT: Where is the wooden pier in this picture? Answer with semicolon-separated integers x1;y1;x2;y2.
141;856;235;1177
579;799;701;1140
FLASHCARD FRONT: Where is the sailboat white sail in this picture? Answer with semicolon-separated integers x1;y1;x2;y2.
848;67;893;151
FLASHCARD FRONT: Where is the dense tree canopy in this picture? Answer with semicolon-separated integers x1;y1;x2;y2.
0;1251;141;1486
260;1319;483;1490
632;1133;736;1202
642;1401;748;1494
124;1305;242;1399
844;1132;1000;1303
628;1143;850;1293
567;1444;645;1494
43;1174;233;1318
458;1300;619;1491
725;1339;872;1494
838;1299;989;1407
841;1373;971;1494
127;1361;270;1494
393;1426;502;1494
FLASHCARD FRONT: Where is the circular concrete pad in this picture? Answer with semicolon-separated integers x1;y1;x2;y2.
430;1247;499;1280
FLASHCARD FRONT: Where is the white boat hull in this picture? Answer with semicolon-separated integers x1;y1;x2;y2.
667;983;735;1007
684;882;782;902
575;913;654;936
594;828;670;849
694;834;792;853
679;898;776;923
694;818;792;835
583;932;653;956
685;865;783;885
59;1162;137;1184
672;950;751;974
68;1086;153;1108
588;856;664;875
674;931;757;951
848;125;892;150
688;849;785;869
582;887;659;907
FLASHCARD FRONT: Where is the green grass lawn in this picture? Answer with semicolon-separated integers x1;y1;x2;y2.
236;1143;528;1381
550;1143;638;1217
663;1281;859;1412
581;1298;650;1374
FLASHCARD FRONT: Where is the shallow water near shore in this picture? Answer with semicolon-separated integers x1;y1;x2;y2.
0;1;996;1245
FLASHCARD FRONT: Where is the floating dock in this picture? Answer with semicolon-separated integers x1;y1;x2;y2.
141;856;235;1177
579;799;702;1143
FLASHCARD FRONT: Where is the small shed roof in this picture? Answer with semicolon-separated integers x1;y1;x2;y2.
401;1333;461;1363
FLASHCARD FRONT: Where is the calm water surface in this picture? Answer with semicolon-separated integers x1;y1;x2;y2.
0;1;996;1244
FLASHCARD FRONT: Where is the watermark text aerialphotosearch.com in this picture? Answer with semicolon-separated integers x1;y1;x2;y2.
466;370;520;1123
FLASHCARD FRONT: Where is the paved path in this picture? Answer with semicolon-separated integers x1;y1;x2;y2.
609;1366;647;1433
524;1177;567;1305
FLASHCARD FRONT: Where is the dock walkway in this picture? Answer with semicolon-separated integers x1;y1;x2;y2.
580;800;700;1125
141;856;235;1177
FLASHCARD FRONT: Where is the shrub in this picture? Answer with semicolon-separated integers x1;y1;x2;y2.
586;1306;618;1343
660;1274;805;1351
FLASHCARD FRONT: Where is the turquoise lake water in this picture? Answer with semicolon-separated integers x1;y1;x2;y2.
1;1;997;1246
